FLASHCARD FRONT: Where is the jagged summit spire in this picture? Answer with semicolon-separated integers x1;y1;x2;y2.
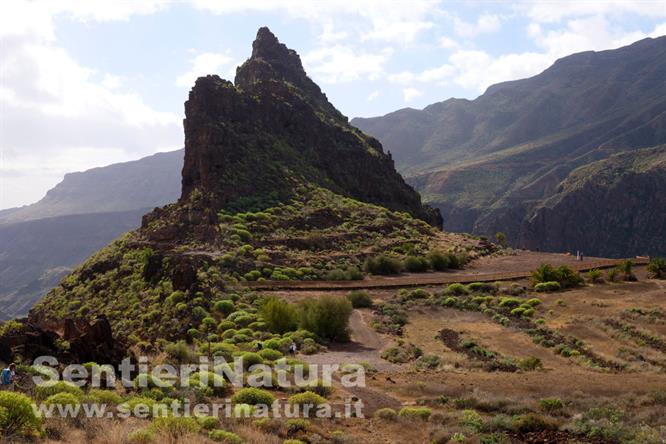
234;27;345;122
250;27;304;71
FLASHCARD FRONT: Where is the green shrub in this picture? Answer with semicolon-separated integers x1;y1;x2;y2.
518;356;543;371
150;416;200;440
188;371;227;397
539;397;564;414
288;391;327;410
427;251;450;271
381;343;422;363
298;295;353;342
127;428;155;444
258;348;283;361
364;255;403;275
120;396;157;416
34;380;83;400
347;290;373;308
300;379;333;398
398;407;432;420
164;340;193;363
459;409;483;431
196;415;220;430
511;413;554;433
534;281;561;292
240;352;265;369
374;407;398;421
214;300;235;315
416;354;441;370
404;256;430;273
446;283;468;296
260;296;299;334
286;418;310;434
467;282;498;294
0;391;42;437
498;297;522;308
231;388;276;406
208;429;243;443
587;269;604;284
607;267;621;282
532;264;582;288
45;392;80;408
86;389;123;405
648;257;666;279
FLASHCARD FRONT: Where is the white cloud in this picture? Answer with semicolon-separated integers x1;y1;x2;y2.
367;90;380;101
402;87;423;102
193;0;438;43
0;1;179;208
438;36;459;49
176;52;236;87
388;64;454;85
319;23;349;43
101;73;124;90
518;0;665;23
453;13;501;38
303;46;393;83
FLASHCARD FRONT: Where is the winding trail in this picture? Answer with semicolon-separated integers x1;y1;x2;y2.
301;309;402;414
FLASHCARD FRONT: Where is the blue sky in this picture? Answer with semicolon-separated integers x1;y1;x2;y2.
1;0;665;209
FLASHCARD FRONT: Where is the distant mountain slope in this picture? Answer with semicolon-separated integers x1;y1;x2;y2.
0;150;182;224
516;145;666;257
0;209;147;317
0;150;183;318
353;36;666;257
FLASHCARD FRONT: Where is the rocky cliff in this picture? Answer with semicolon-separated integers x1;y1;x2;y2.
179;27;441;227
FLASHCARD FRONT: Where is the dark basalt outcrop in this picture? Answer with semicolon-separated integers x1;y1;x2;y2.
0;316;127;365
178;27;441;228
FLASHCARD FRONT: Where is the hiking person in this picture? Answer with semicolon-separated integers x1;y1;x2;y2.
580;252;584;261
1;363;16;390
289;341;297;356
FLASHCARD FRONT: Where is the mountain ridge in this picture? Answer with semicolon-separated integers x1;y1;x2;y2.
353;35;666;257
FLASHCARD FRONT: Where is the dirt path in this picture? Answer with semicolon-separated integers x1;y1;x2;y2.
301;309;402;415
243;254;647;291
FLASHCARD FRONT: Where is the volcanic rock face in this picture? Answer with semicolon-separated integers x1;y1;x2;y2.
179;27;441;227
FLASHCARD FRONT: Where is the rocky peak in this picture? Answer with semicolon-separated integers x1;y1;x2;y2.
250;26;304;72
177;27;441;228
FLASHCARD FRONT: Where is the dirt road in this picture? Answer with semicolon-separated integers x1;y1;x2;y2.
244;253;647;291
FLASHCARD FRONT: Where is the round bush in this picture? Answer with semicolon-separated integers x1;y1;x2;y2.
364;255;403;275
427;251;450;271
288;391;327;407
209;429;243;443
374;407;398;421
34;380;83;400
258;348;283;361
398;407;432;420
196;415;219;430
127;428;155;444
534;281;561;292
214;300;235;315
150;416;200;439
347;290;373;308
231;388;276;406
45;392;80;408
404;256;430;273
240;352;265;369
188;371;227;397
0;391;42;436
85;389;124;405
